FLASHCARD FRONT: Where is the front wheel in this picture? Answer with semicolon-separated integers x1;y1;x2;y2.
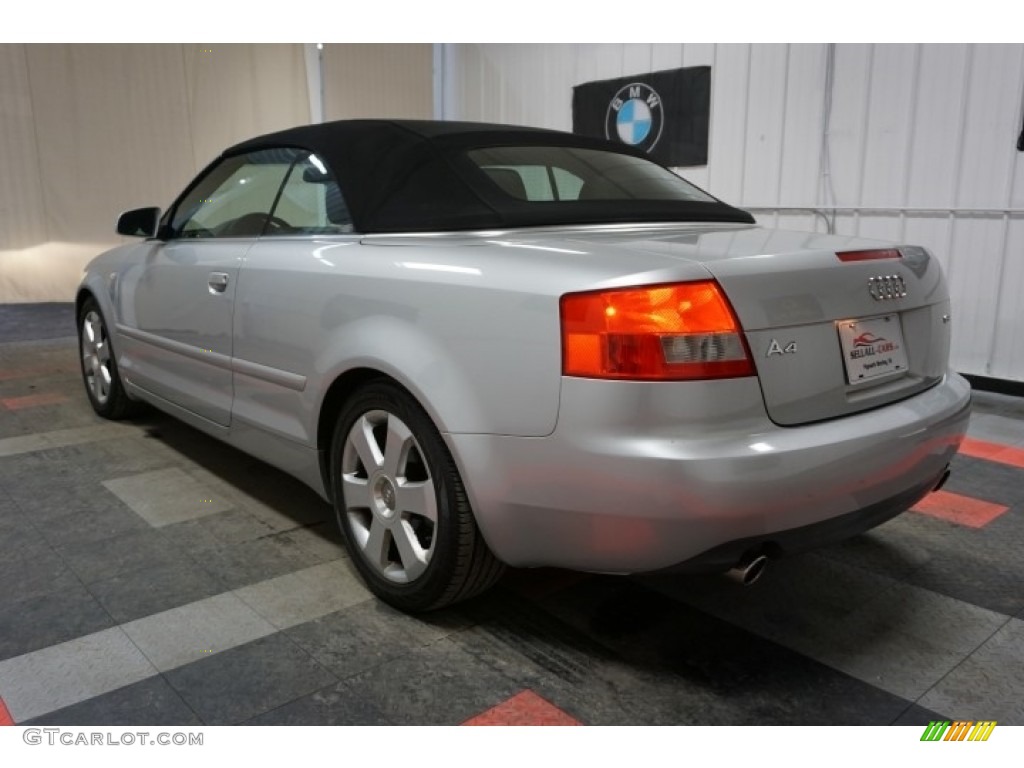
331;381;504;611
77;297;140;420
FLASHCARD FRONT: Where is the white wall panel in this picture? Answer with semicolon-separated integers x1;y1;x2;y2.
860;44;918;209
906;45;971;209
442;43;1024;382
829;45;874;211
992;219;1024;379
778;45;825;207
957;45;1023;209
741;45;790;207
706;44;750;201
0;45;46;250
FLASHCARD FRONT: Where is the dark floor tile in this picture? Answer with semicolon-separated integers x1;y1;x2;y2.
451;590;640;725
164;633;337;725
40;503;150;549
0;582;113;661
892;703;951;726
0;521;55;564
944;456;1024;508
0;489;28;524
343;637;520;725
23;676;201;726
285;599;469;680
87;560;228;625
6;475;123;525
195;532;330;590
533;577;920;725
244;680;392;725
0;303;75;343
904;550;1023;618
0;547;81;610
59;528;193;584
817;523;933;583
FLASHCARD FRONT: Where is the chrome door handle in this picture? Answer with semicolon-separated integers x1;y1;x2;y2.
208;272;230;293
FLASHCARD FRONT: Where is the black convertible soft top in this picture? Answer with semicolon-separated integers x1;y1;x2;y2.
224;119;754;234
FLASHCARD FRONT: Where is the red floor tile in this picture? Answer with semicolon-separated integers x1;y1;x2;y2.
0;697;13;726
462;690;581;726
912;490;1009;528
1;392;69;411
0;365;73;382
959;437;1024;470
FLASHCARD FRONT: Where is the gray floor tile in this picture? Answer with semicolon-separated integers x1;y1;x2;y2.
243;680;391;725
82;437;179;476
966;413;1024;446
919;618;1024;724
0;627;157;722
164;633;337;725
59;528;191;584
780;584;1009;701
24;675;201;726
196;532;329;590
233;560;371;630
0;582;113;661
102;467;233;527
273;522;347;562
285;598;467;680
343;637;520;725
0;424;130;458
120;592;278;673
970;391;1024;420
87;560;228;625
159;509;281;554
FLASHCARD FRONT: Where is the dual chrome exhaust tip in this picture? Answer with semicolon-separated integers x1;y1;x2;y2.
725;553;768;587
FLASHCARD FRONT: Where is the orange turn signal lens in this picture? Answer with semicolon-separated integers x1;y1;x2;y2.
560;281;754;380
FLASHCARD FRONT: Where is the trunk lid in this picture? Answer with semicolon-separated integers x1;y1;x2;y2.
559;225;952;426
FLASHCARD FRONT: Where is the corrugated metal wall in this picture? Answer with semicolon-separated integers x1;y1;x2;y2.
441;43;1024;383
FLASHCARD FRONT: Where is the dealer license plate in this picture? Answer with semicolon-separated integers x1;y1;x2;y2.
837;314;909;384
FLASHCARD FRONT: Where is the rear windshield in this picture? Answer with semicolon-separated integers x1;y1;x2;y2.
467;146;716;204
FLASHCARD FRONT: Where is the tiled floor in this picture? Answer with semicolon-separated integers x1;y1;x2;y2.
0;303;1021;726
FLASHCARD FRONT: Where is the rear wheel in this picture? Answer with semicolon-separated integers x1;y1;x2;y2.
77;297;139;419
331;381;504;611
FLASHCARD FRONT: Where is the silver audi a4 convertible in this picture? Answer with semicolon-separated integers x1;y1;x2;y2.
77;120;971;610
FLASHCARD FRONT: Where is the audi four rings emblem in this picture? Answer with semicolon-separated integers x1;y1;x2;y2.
867;274;907;301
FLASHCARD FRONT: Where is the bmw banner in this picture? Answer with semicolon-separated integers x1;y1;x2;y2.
572;66;711;167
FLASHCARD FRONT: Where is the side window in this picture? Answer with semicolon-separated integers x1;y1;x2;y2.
266;153;353;235
170;148;301;238
481;164;585;202
552;168;584;201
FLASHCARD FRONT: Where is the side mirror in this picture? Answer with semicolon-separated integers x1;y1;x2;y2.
116;207;161;238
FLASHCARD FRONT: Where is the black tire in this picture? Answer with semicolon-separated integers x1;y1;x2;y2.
330;381;504;612
77;296;140;420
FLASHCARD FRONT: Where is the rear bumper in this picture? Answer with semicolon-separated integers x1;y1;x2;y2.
447;372;971;573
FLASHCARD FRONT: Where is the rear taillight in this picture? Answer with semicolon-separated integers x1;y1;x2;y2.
560;281;754;380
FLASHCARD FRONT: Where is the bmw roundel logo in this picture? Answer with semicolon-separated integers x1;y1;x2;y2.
605;82;664;153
